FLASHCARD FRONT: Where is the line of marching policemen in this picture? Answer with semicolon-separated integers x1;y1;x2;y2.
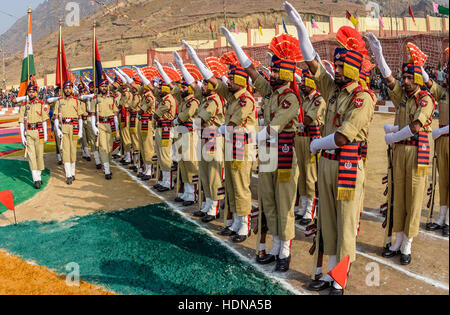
13;2;448;295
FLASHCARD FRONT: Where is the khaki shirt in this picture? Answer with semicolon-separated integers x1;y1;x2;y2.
155;93;177;121
214;80;257;128
19;98;50;124
118;86;133;109
197;92;226;127
54;96;85;119
313;63;375;142
388;81;434;132
140;90;156;115
178;94;199;123
429;81;449;126
253;75;299;133
92;94;118;117
301;89;326;126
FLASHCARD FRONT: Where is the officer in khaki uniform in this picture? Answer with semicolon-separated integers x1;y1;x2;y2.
367;33;435;265
184;41;257;243
285;2;376;294
295;69;326;225
138;89;157;181
83;79;120;179
172;82;200;206
222;31;301;271
113;69;133;166
126;81;145;173
18;84;50;189
54;81;86;185
78;84;91;161
193;82;226;222
424;64;449;237
80;82;99;166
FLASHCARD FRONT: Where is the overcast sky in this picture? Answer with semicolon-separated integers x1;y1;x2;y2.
0;0;46;35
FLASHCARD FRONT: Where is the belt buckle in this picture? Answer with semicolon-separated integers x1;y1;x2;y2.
325;149;335;155
65;119;71;123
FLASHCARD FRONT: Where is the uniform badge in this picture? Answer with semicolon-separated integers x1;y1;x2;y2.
236;140;243;148
186;101;191;108
282;100;291;109
204;102;209;109
420;100;427;107
422;144;427;151
44;106;49;112
344;160;352;169
282;144;290;153
164;127;169;132
239;97;247;107
329;98;335;104
354;98;364;108
26;106;30;111
314;99;321;107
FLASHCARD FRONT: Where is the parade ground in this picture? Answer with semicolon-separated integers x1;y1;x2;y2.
0;112;448;295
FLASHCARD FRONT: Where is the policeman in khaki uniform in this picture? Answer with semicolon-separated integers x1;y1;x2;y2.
367;33;435;264
113;69;133;166
295;69;326;225
184;40;257;243
285;1;375;294
424;59;449;237
152;61;179;192
82;79;120;179
80;81;99;166
54;81;86;185
223;30;301;271
78;84;92;162
18;84;50;189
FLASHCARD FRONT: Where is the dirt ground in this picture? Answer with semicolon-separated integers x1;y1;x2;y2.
0;112;448;295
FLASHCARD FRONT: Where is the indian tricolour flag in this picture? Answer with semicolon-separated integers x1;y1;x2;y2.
18;9;36;97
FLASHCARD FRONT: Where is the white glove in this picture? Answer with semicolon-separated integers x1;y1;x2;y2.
283;1;317;62
46;97;60;104
298;122;304;131
384;123;399;134
90;116;99;136
19;123;26;146
262;66;271;79
323;61;335;79
385;125;414;145
218;125;226;135
366;33;392;79
116;67;133;84
256;126;269;142
266;52;273;65
105;72;114;85
14;96;28;103
182;40;214;80
80;94;95;101
172;118;179;126
295;73;302;83
432;125;449;140
220;26;252;68
173;51;195;84
43;121;48;142
221;76;229;84
114;116;120;137
133;66;151;86
114;69;126;84
259;118;265;126
54;119;63;139
421;67;429;84
154;59;172;84
168;62;177;70
310;132;339;154
78;119;83;139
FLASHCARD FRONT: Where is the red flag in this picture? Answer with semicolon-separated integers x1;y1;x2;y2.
209;23;213;32
56;25;70;88
328;255;351;290
408;5;416;25
0;190;15;211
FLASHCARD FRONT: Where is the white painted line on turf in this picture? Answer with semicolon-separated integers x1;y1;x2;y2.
113;161;308;296
356;250;449;291
362;210;449;242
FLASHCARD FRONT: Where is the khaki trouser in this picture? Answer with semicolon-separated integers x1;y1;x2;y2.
61;124;78;163
85;116;98;151
224;143;253;217
258;152;299;241
392;144;427;238
318;157;365;263
178;132;199;184
199;138;224;200
129;114;140;152
436;136;449;207
120;115;132;153
98;122;113;164
80;118;89;149
139;125;155;165
295;135;317;198
25;129;45;171
155;128;172;172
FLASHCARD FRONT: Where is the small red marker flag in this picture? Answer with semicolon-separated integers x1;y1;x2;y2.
0;190;14;211
328;255;351;290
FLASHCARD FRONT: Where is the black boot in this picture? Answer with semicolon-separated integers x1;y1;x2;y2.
66;177;73;185
426;222;443;231
443;225;449;237
308;279;332;291
256;254;277;265
105;173;112;180
274;255;291;272
381;244;400;258
34;181;41;189
400;253;411;265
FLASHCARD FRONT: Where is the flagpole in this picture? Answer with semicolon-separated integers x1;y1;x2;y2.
59;19;63;91
27;6;31;87
93;20;96;95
